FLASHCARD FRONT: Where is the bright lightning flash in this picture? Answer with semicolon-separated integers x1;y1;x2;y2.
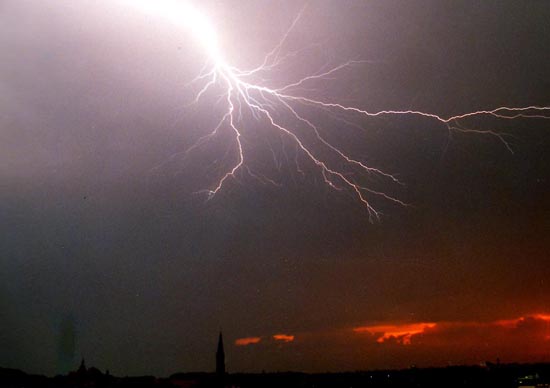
127;0;550;221
128;0;222;61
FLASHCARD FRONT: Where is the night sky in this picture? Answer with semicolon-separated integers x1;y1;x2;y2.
1;0;550;377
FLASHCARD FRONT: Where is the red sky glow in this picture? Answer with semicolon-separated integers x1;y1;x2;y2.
235;337;262;346
273;334;295;343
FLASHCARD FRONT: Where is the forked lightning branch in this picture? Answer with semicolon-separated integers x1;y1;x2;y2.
125;0;550;221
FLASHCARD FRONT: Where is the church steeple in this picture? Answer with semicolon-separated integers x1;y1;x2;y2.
78;358;86;373
216;331;225;376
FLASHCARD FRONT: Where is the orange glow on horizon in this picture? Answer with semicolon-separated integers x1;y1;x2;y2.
273;334;295;343
354;323;436;345
494;314;550;328
235;337;261;346
354;313;550;346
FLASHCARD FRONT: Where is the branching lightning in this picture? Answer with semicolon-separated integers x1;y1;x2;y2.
126;0;550;221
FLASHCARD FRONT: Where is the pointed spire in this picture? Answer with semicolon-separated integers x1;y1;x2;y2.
217;332;224;355
216;331;225;375
78;358;86;373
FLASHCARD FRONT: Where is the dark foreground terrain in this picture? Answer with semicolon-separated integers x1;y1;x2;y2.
2;362;550;387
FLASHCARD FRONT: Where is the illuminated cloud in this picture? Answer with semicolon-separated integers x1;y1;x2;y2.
354;314;550;347
121;0;221;60
234;337;262;346
354;323;436;345
273;334;295;343
248;314;550;371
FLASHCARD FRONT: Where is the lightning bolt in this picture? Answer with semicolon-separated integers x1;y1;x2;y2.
127;0;550;222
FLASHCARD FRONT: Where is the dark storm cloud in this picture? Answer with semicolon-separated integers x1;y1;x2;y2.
1;0;549;375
